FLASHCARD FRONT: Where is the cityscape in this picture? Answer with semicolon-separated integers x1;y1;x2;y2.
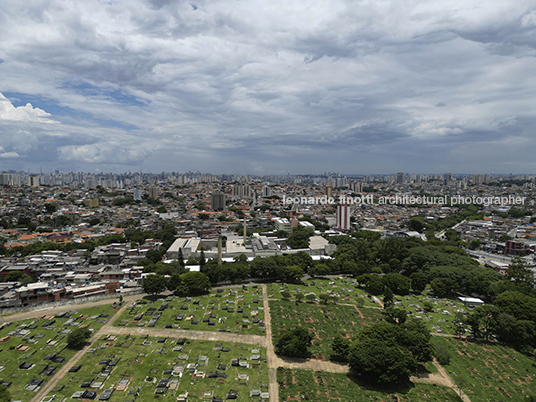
0;171;535;401
2;0;536;401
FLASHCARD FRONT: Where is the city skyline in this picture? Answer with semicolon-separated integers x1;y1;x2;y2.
1;1;536;174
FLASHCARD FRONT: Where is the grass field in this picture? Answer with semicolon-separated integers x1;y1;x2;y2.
269;298;385;359
40;334;269;402
277;368;463;401
438;337;536;401
0;303;120;401
114;285;266;335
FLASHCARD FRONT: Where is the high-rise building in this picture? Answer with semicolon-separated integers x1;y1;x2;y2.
0;174;10;186
262;185;272;197
444;173;452;184
133;188;142;201
232;184;251;198
396;172;404;184
148;186;159;199
336;204;351;231
211;191;226;211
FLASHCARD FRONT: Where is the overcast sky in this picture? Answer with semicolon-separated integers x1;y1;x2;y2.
1;0;536;175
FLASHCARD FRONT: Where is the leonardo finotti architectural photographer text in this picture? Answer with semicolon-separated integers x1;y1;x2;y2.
282;194;526;207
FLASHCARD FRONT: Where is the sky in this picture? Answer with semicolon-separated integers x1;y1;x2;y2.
1;0;536;175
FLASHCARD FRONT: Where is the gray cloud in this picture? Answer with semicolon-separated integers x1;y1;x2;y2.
0;0;535;174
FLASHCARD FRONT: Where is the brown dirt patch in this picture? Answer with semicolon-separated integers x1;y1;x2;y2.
353;305;365;319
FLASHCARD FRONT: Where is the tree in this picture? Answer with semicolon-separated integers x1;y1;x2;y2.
199;250;206;267
408;216;425;232
348;338;415;384
507;257;535;289
179;271;211;295
294;292;304;304
146;248;164;264
430;277;456;298
383;286;394;308
410;272;428;293
385;306;407;325
142;274;167;296
454;311;466;339
286;226;312;249
167;273;182;292
283;265;304;283
422;301;434;312
274;327;313;357
5;270;34;285
469;238;481;250
331;334;350;362
44;203;57;213
319;293;331;304
383;273;410;295
67;327;92;349
366;276;384;295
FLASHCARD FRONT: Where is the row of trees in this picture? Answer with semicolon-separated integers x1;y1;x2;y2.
142;271;212;297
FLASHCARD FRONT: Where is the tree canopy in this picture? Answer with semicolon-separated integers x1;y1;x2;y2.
67;327;92;349
274;327;313;357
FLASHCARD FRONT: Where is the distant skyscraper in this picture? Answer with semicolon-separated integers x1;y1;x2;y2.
211;191;226;211
148;185;159;199
336;204;351;231
444;173;452;184
396;172;404;184
262;185;272;197
232;184;251;198
133;188;142;201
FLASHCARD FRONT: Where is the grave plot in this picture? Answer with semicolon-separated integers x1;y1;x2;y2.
269;298;384;360
277;367;463;402
268;278;378;307
0;303;119;401
394;293;470;335
114;286;266;335
40;335;269;402
439;338;536;402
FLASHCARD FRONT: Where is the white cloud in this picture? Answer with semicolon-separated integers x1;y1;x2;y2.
0;92;57;124
0;151;20;158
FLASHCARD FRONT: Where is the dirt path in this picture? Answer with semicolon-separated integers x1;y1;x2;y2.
353;305;365;319
410;359;472;402
372;296;384;308
262;284;279;402
30;300;132;402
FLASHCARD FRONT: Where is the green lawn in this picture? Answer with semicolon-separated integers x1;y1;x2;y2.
440;337;536;401
114;285;266;335
269;299;385;359
0;303;120;401
40;334;269;402
277;368;463;401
